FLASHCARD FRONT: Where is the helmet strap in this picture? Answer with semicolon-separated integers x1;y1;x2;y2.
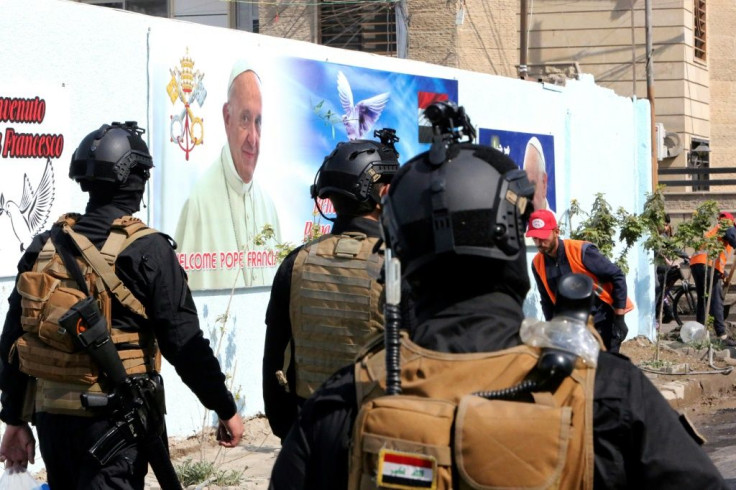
313;197;336;223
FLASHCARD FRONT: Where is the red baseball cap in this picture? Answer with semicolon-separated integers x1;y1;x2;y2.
526;209;558;239
719;211;734;222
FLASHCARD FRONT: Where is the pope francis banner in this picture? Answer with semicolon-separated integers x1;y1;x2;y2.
151;32;457;291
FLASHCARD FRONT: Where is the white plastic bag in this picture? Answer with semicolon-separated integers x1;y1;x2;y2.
520;316;601;367
680;321;707;343
0;468;47;490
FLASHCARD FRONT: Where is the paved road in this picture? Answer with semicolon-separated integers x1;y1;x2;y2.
692;400;736;488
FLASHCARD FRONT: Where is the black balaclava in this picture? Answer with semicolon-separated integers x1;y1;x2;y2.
409;253;530;315
406;253;530;353
82;173;146;215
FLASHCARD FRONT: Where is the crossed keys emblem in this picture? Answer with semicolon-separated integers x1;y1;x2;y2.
167;50;206;160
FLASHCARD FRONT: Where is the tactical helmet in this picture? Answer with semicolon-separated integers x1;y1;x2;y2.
311;128;400;206
381;103;534;279
69;121;153;190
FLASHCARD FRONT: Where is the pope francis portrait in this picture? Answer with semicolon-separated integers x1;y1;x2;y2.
175;61;281;290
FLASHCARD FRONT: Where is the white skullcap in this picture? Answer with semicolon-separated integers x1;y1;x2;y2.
524;136;546;174
227;60;261;94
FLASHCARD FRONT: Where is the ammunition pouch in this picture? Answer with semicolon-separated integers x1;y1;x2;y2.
351;396;455;489
34;378;105;417
12;330;160;388
17;270;89;354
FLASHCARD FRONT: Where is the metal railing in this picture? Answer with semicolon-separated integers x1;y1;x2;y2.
658;167;736;191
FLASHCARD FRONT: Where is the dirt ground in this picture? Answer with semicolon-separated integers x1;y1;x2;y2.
620;334;717;372
146;416;280;489
619;329;736;444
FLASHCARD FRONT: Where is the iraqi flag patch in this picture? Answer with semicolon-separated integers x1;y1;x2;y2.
377;448;437;489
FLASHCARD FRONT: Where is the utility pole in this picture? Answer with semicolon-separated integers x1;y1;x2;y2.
646;0;657;190
519;0;528;80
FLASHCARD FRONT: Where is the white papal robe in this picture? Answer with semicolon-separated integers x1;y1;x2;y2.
175;146;281;290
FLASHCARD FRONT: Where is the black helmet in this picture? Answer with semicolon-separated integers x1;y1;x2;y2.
311;128;400;207
69;121;153;190
381;103;534;279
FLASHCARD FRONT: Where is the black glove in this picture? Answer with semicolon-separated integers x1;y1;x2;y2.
613;314;628;342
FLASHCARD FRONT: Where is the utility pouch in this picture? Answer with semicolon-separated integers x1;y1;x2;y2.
454;395;571;489
16;271;86;353
349;395;454;490
21;378;36;423
15;334;99;384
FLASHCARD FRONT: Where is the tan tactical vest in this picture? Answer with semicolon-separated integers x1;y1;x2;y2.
349;334;596;490
290;232;384;399
11;214;161;418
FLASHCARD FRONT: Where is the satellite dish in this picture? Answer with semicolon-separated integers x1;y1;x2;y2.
664;132;682;157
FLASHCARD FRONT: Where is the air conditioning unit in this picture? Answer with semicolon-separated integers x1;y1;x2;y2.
664;131;682;158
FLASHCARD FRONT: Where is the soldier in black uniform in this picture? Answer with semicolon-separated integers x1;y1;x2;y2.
0;122;244;488
263;131;400;440
268;104;727;489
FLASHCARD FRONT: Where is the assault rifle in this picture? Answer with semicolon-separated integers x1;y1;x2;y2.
58;296;182;490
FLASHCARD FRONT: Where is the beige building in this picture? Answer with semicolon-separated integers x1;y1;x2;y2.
257;0;735;199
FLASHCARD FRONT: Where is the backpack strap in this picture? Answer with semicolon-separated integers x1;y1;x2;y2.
99;216;158;266
62;217;154;319
33;214;81;272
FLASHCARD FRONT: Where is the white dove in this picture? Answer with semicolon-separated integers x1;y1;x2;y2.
337;71;390;140
0;158;56;252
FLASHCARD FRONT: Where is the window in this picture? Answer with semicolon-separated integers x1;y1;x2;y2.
79;0;168;17
689;139;710;191
319;0;397;56
694;0;706;61
235;0;259;33
81;0;258;31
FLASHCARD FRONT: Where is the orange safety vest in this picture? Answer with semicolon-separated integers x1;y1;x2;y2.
532;239;634;313
690;225;733;274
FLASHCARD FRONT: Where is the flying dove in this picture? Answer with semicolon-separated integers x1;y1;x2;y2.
0;158;56;252
337;71;390;140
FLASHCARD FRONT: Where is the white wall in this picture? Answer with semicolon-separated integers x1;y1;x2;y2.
0;0;654;455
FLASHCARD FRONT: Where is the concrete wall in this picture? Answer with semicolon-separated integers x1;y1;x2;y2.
1;0;654;455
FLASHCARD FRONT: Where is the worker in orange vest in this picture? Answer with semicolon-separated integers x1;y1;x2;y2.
690;211;736;345
527;209;634;353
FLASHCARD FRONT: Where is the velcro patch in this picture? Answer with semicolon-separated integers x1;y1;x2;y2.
377;448;437;489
